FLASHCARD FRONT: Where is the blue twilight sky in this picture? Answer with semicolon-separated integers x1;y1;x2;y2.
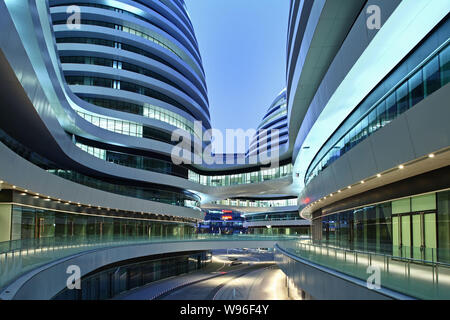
185;0;290;137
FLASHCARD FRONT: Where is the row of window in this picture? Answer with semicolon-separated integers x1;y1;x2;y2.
76;142;106;159
212;198;298;208
10;204;193;240
60;55;192;99
79;97;196;137
264;94;287;120
66;75;195;117
305;42;450;185
249;227;309;236
53;19;181;60
48;169;200;208
143;103;196;136
258;104;287;129
76;110;144;137
54;18;202;79
52;1;200;60
53;251;209;300
133;0;196;38
188;164;293;186
245;211;301;222
249;130;289;152
315;191;450;263
75;138;293;187
56;36;203;96
75;141;187;178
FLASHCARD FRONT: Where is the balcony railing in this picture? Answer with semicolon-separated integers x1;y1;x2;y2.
276;239;450;299
0;234;294;291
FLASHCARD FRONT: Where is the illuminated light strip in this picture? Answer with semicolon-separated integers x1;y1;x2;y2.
302;149;450;215
293;0;450;190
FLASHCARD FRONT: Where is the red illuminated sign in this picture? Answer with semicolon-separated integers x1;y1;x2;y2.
222;210;233;213
221;215;233;220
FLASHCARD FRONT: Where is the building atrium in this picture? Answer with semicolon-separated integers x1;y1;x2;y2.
0;0;449;306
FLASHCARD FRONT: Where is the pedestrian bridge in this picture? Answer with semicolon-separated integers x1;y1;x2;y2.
0;235;294;300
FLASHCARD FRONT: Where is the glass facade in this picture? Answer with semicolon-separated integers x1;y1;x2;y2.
66;76;191;115
53;19;181;60
75;141;187;178
249;226;309;236
257;104;287;129
142;104;196;136
188;164;292;187
78;97;197;137
76;110;143;138
10;204;195;241
52;2;198;60
60;56;192;98
55;37;197;91
212;198;297;208
305;42;450;185
315;190;450;263
47;169;200;208
244;211;301;222
53;251;211;300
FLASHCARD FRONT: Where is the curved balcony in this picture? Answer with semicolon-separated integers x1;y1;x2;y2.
276;239;450;300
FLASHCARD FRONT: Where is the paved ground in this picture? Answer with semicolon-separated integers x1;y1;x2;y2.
213;265;294;300
116;249;297;300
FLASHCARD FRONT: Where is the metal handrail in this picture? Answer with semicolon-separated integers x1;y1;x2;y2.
276;238;450;299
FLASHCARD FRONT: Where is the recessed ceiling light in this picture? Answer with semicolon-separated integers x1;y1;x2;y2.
348;186;352;189
361;180;365;184
399;165;404;169
429;154;435;158
377;174;381;178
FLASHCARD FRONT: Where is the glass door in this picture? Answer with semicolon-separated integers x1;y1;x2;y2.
424;212;437;261
394;212;437;260
412;214;422;260
392;215;400;256
36;217;45;239
401;215;411;258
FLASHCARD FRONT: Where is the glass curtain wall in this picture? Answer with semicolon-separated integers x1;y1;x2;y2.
188;164;292;187
306;42;450;185
9;205;194;241
53;251;211;300
248;226;309;236
315;190;450;263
